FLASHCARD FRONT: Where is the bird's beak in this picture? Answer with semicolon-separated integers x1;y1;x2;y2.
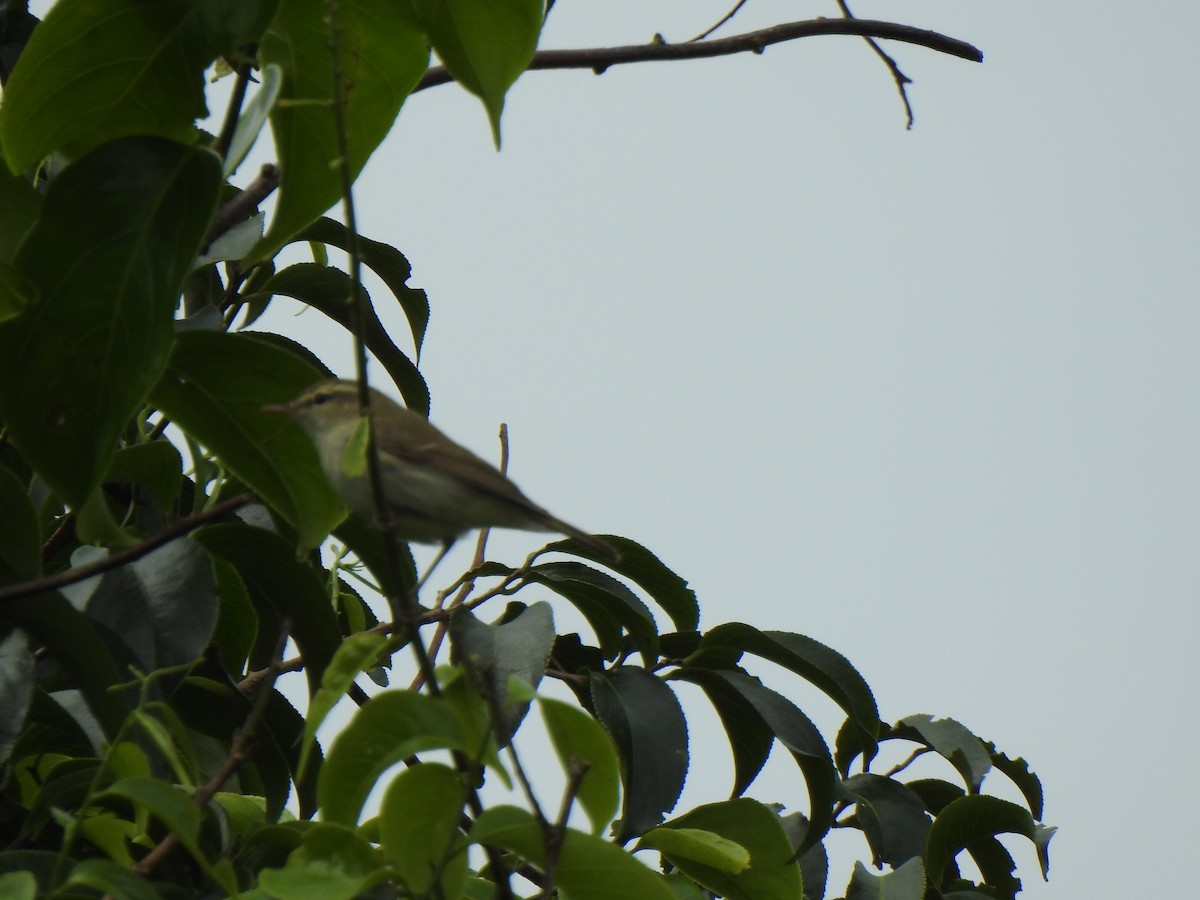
261;400;297;416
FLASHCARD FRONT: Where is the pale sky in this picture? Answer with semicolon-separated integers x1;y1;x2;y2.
246;2;1194;896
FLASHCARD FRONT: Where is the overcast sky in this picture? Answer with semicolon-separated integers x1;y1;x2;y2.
239;2;1197;896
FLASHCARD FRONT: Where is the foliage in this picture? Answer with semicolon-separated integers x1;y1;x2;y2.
0;2;1051;898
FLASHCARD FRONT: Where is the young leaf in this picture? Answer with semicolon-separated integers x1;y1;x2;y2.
539;695;621;835
844;857;926;900
378;763;468;897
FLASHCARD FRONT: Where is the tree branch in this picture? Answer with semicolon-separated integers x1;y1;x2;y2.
0;494;253;605
414;18;982;92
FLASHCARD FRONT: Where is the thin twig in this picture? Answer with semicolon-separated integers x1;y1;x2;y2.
210;51;256;161
201;163;279;252
133;620;291;878
687;0;749;43
539;757;591;898
325;0;441;698
414;18;982;92
837;0;915;128
0;494;253;605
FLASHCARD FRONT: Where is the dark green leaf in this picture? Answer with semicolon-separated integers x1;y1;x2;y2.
150;329;346;550
925;796;1055;886
0;138;221;506
258;821;383;899
194;523;341;697
252;0;428;260
844;857;925;900
673;667;835;851
451;602;554;741
104;442;183;513
527;560;658;659
0;163;38;261
894;714;991;792
253;263;429;414
0;0;277;171
904;778;965;815
840;773;931;867
963;835;1021;899
412;0;542;146
985;742;1045;820
297;217;430;362
0;465;39;580
0;261;33;324
692;624;880;759
590;666;687;840
65;858;159;900
544;535;699;632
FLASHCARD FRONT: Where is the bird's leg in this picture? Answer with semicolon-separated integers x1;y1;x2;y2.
415;538;456;595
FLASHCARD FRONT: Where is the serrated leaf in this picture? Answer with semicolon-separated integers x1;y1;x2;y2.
300;632;389;779
527;560;658;659
925;795;1055;886
252;262;429;414
591;666;687;840
0;0;278;172
225;62;283;178
985;742;1044;820
296;217;429;362
840;773;931;868
252;0;428;261
0;138;221;506
672;667;835;851
895;714;991;791
638;827;750;875
845;857;926;900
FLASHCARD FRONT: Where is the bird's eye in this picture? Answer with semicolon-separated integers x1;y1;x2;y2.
311;393;330;406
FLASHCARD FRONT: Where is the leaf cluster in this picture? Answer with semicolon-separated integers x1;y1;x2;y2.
0;2;1049;898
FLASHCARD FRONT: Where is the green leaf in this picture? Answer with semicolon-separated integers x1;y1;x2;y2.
894;714;991;791
985;743;1045;820
654;799;804;900
0;466;40;581
225;62;284;178
194;523;342;697
149;330;346;550
590;666;687;840
840;773;931;867
319;691;469;826
99;776;239;893
0;137;221;507
342;415;370;479
692;624;880;759
252;0;428;261
671;668;835;851
638;827;750;875
0;262;34;324
412;0;542;147
451;602;555;741
296;217;430;362
0;164;39;261
299;632;389;779
539;694;621;835
0;0;278;173
378;763;468;897
845;857;926;900
253;263;429;415
65;858;159;900
260;822;385;900
527;561;659;660
470;805;677;900
925;795;1055;887
0;871;37;900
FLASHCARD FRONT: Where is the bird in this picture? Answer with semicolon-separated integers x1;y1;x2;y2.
263;379;619;563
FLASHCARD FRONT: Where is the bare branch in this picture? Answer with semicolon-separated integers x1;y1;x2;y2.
836;1;915;128
414;18;982;92
0;494;253;605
